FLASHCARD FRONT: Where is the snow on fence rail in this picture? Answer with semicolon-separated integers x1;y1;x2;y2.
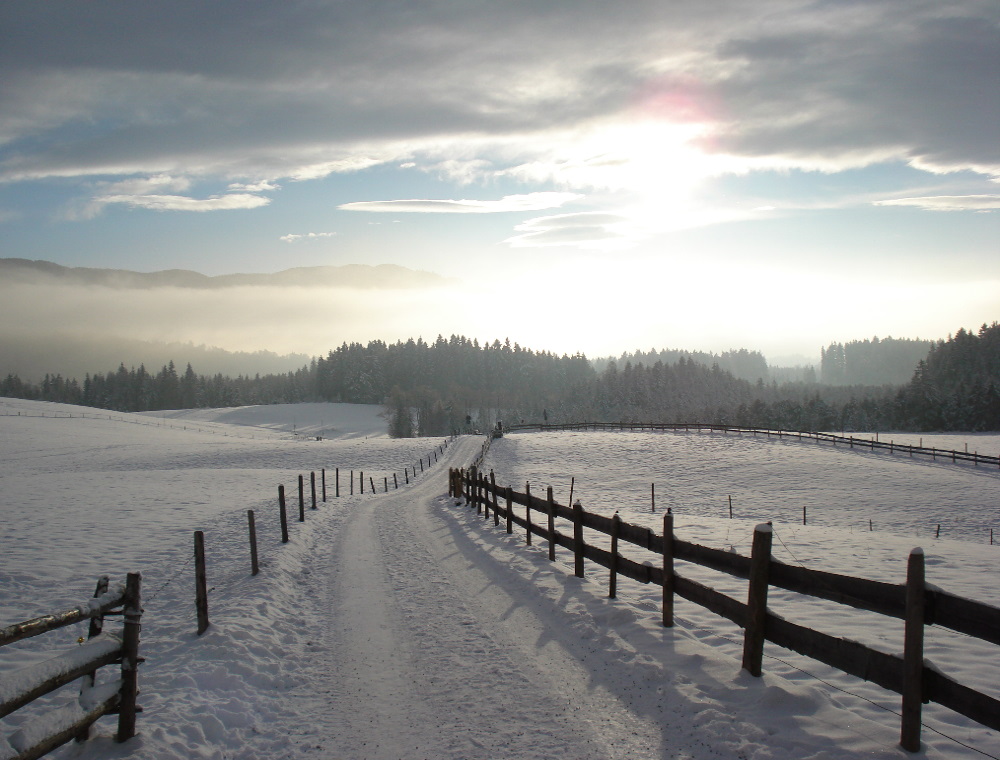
506;421;1000;468
0;573;142;760
449;467;1000;753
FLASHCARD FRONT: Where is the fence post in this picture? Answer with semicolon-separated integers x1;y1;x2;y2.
369;476;376;494
741;523;772;676
76;575;111;741
247;510;259;576
322;469;327;502
900;548;926;752
506;487;513;534
394;472;399;489
279;485;289;543
651;482;655;513
573;499;584;577
609;513;620;598
194;531;209;635
336;467;340;497
663;509;675;627
546;487;556;561
311;471;317;509
491;471;500;526
525;483;533;545
483;472;490;520
405;467;409;485
116;571;142;742
298;475;305;521
470;466;479;511
384;476;388;493
360;471;364;494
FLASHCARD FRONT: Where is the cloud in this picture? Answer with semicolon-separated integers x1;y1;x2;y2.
96;193;271;212
228;180;281;192
339;192;582;214
505;212;641;250
280;232;337;242
0;1;997;204
873;195;1000;212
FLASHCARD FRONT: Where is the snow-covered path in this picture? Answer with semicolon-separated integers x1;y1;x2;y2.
277;436;666;759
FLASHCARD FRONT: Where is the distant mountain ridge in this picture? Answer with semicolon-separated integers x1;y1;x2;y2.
0;258;453;289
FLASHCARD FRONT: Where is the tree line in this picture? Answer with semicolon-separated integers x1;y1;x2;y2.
2;324;997;433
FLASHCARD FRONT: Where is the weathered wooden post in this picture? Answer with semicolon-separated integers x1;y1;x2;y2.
728;495;733;519
662;509;675;627
482;471;490;520
322;469;327;502
900;548;926;752
384;476;388;493
609;513;620;598
279;485;289;543
298;475;305;522
546;486;556;561
247;510;259;576
360;471;364;494
470;466;479;511
350;470;354;495
803;505;807;525
116;571;142;742
298;475;305;521
525;483;533;545
311;471;317;509
491;471;500;526
369;476;376;494
506;487;513;534
573;499;584;577
741;523;772;676
651;482;655;513
336;467;340;497
194;531;209;635
394;472;399;489
405;467;409;485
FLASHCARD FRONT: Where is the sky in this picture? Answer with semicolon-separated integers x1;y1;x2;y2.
0;0;998;365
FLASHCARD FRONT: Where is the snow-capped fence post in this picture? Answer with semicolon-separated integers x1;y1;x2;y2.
741;522;773;677
311;471;317;509
662;509;675;627
573;499;585;577
194;531;209;635
609;513;620;598
117;571;142;742
247;510;259;576
278;485;289;543
546;487;556;561
900;548;926;752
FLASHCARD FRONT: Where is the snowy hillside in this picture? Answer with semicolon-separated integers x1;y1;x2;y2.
1;398;997;759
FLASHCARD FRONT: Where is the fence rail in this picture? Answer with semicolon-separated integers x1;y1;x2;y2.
505;421;1000;468
450;467;1000;752
0;573;142;759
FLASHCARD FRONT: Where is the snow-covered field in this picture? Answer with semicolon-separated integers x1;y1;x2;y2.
0;397;997;759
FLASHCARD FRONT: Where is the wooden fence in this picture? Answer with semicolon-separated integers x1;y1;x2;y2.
505;421;1000;468
450;467;1000;752
0;573;142;759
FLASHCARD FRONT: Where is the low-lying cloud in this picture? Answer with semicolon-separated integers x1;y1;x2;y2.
339;192;582;214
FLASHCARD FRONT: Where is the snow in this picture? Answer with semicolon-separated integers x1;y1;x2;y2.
1;397;998;759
